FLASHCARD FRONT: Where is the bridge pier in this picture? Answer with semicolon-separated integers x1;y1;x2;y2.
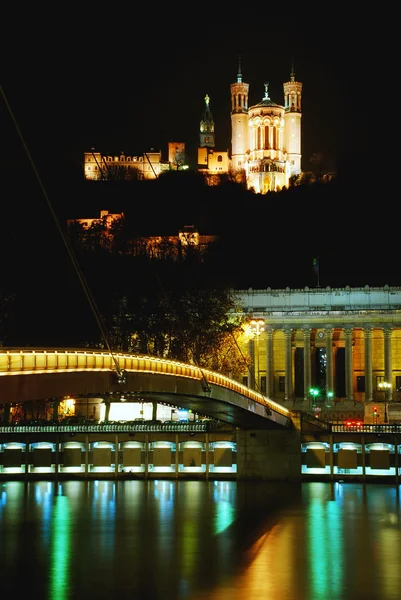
236;429;302;481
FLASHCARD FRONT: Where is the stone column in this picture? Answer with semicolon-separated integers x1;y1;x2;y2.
115;433;119;478
84;434;89;478
303;328;312;401
284;329;293;401
364;327;373;402
383;327;393;401
344;328;354;401
266;329;274;398
248;339;256;390
325;328;334;395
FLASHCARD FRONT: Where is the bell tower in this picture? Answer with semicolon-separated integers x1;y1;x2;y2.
199;94;215;148
230;57;249;170
283;64;302;176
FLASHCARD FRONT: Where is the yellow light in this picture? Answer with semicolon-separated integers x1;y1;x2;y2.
250;318;265;336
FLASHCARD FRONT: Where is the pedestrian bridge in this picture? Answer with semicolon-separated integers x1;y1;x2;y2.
0;348;291;430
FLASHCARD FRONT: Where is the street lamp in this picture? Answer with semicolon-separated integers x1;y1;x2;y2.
378;381;391;424
326;391;334;421
250;318;265;390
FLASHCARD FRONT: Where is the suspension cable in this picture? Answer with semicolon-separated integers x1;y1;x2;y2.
1;85;124;381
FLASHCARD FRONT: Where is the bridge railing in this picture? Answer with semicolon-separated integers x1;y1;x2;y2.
0;349;290;419
331;424;401;434
0;421;221;434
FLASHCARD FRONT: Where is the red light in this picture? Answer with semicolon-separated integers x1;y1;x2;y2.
346;421;352;427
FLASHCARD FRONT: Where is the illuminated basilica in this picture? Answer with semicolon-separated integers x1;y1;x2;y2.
199;63;302;193
84;63;302;194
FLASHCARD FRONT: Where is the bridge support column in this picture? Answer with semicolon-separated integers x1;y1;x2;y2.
85;434;89;479
145;434;149;479
55;435;60;477
175;434;179;478
236;429;301;481
115;434;119;479
329;433;334;481
361;435;366;482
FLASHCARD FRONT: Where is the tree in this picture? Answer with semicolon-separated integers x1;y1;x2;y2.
108;284;247;372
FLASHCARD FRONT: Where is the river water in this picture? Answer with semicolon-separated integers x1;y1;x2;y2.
0;479;400;600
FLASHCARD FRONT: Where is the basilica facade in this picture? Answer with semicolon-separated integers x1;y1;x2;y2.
198;63;302;193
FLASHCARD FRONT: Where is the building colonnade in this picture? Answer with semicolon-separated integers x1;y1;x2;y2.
246;324;396;405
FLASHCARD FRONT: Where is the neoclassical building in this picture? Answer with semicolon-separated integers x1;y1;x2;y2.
236;286;401;422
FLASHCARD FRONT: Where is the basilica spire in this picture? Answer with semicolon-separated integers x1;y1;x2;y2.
199;94;215;148
290;61;296;82
237;55;242;83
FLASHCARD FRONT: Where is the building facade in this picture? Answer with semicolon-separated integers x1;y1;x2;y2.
84;149;169;181
197;94;229;183
237;286;401;423
84;63;302;192
198;63;302;193
230;63;302;193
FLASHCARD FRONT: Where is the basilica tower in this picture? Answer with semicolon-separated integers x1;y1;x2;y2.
199;94;215;148
230;58;249;170
283;65;302;176
198;94;216;169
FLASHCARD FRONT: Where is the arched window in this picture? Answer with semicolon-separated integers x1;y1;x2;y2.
257;127;262;149
264;125;270;149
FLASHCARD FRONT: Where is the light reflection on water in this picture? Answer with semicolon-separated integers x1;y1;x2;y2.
0;480;400;600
